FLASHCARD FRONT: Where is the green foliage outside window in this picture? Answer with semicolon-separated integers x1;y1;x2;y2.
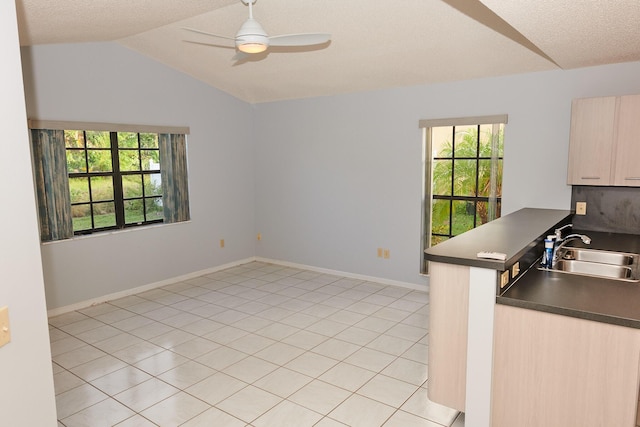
430;125;503;247
64;130;163;232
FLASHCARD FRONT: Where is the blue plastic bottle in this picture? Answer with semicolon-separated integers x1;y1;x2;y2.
543;236;555;268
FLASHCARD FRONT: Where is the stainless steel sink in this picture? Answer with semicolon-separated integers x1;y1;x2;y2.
539;247;640;281
553;259;635;280
558;247;638;266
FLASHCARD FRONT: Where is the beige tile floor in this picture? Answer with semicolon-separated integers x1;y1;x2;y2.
50;261;464;427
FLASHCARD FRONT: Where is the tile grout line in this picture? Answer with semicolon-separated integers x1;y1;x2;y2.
51;261;439;427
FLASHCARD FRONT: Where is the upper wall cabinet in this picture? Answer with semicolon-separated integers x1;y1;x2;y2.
567;94;640;186
613;95;640;186
567;96;617;185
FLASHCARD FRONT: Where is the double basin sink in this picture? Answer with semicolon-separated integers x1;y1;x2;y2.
542;247;640;282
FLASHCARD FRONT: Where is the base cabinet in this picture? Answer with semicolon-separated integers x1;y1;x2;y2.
492;305;640;427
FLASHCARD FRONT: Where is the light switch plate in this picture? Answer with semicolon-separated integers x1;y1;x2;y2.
0;306;10;348
576;202;587;215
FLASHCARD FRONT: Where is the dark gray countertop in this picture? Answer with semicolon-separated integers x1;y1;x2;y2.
423;208;572;270
499;231;640;329
423;207;640;329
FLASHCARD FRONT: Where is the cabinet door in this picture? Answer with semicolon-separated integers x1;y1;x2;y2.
567;96;617;185
613;94;640;186
492;305;640;427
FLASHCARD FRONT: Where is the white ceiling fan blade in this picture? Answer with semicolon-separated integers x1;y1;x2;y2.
181;27;236;42
268;33;331;47
184;40;236;50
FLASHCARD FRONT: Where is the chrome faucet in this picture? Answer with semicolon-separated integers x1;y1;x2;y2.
551;233;591;267
554;223;573;240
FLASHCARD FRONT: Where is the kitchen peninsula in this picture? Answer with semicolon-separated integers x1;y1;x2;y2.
424;207;640;427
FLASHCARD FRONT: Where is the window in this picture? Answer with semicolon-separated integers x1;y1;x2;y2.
420;115;506;273
30;121;190;241
66;130;163;233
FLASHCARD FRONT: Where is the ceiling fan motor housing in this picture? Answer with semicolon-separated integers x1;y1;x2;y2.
236;18;269;52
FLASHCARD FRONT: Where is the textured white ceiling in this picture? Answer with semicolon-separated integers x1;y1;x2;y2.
15;0;640;103
478;0;640;68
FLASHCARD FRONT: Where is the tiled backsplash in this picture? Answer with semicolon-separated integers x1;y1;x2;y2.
571;186;640;235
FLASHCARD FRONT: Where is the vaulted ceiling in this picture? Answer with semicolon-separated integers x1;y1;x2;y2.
16;0;640;103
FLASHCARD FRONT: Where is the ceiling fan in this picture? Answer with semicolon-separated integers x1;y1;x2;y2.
182;0;331;58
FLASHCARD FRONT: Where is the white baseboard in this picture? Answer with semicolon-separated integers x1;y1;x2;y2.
256;257;429;292
47;257;257;317
47;256;428;317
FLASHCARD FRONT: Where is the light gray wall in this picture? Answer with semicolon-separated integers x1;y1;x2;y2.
22;42;256;310
253;62;640;285
0;1;57;424
23;39;640;304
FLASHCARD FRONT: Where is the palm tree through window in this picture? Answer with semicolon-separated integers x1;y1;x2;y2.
421;120;505;273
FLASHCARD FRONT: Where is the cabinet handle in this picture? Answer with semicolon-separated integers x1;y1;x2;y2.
625;177;640;180
581;176;600;180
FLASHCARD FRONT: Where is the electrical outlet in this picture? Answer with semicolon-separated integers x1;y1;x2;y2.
383;249;390;259
377;248;383;258
576;202;587;215
0;306;10;348
220;239;225;248
511;262;520;278
500;270;510;288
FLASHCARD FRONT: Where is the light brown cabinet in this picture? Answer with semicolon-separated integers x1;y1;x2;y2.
492;304;640;427
427;262;469;412
567;96;617;185
567;94;640;186
613;94;640;185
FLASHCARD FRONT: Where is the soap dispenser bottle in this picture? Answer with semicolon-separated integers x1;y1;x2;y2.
543;235;555;268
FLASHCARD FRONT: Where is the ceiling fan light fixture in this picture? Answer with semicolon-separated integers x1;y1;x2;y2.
238;42;268;53
236;17;269;53
182;0;331;60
